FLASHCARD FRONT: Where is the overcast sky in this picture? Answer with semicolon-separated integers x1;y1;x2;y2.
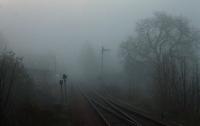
0;0;199;73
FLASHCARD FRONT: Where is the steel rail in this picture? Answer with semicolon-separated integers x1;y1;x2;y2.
79;85;142;126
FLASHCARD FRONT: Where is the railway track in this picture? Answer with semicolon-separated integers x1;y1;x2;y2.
78;85;170;126
92;90;169;126
80;87;141;126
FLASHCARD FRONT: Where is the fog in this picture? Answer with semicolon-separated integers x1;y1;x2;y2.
0;0;200;77
1;0;200;126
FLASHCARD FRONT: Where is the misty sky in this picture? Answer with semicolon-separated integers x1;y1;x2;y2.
0;0;199;74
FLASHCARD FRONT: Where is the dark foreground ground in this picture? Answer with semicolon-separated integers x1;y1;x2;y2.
69;87;104;126
14;88;104;126
16;104;72;126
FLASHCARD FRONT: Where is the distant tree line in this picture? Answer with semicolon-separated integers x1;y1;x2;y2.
120;12;200;125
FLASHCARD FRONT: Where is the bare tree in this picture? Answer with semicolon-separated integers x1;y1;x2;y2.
79;42;99;81
120;12;200;122
121;12;199;63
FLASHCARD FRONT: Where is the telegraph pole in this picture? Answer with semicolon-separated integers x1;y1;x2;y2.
100;46;110;77
63;74;68;104
54;55;57;74
59;79;64;105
